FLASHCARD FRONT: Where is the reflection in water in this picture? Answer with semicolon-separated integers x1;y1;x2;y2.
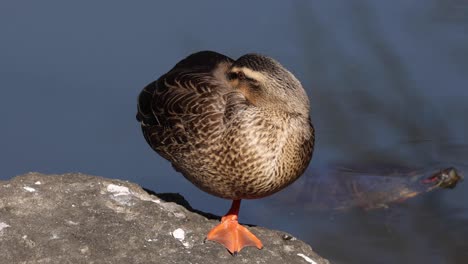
273;164;462;211
261;161;466;264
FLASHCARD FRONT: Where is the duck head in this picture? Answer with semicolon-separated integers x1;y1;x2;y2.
227;54;310;117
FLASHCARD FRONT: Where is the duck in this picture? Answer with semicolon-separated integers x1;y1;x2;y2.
136;51;314;254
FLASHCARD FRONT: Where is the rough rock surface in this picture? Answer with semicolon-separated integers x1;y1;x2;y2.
0;173;329;264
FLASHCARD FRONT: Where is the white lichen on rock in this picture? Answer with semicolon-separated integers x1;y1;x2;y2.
23;186;36;192
297;253;317;264
106;184;134;205
0;222;10;235
66;220;79;226
172;228;190;248
172;228;185;241
106;184;131;196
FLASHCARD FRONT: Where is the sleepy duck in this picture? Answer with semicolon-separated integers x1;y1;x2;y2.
136;51;314;254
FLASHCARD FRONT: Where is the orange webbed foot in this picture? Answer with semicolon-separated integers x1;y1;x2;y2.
206;214;263;254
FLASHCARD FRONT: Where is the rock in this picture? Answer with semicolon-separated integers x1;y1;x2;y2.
0;173;329;264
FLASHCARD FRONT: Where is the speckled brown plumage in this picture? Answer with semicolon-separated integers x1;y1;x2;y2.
137;51;314;200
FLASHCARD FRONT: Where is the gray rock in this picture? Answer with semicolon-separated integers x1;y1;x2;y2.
0;173;329;264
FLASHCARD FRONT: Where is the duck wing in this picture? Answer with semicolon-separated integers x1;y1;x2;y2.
136;51;235;161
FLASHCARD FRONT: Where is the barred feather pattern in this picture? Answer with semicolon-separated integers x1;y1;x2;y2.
137;51;314;200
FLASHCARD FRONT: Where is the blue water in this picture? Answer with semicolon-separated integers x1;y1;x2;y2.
1;1;467;263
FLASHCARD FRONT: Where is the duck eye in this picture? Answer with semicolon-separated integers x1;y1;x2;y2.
237;71;246;80
227;72;238;80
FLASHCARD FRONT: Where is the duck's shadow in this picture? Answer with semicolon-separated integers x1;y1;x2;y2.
142;188;258;227
142;187;219;220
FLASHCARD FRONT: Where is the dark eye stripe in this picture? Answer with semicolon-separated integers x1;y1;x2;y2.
227;71;258;85
227;72;238;80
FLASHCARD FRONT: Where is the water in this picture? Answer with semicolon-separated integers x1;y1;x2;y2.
1;1;467;263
